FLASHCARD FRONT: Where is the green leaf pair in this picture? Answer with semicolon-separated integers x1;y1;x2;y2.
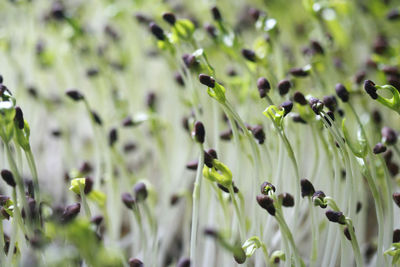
203;159;232;188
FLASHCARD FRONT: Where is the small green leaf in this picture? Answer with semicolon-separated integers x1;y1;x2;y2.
69;178;86;195
263;105;285;128
242;236;262;257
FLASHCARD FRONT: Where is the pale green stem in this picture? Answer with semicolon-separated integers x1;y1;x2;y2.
25;149;40;202
309;200;318;266
0;221;5;265
79;183;91;218
361;157;384;266
190;143;205;264
228;186;245;241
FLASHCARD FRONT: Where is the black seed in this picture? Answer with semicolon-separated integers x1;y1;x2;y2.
134;182;148;202
162;12;176;25
372;110;382;124
204;23;217;38
80;161;93;176
146;92;156;110
51;2;65;20
149;22;165;41
207;149;218;159
383;150;393;163
373;143;387;154
387;9;400;21
393;229;400;243
66;90;84;101
356;201;362;213
177;257;191;267
129;258;144;267
14;107;24;129
251;125;266;144
335;83;349;103
86;67;99;77
91;110;102;125
84;177;93;194
325;210;346;224
186;160;198;170
354;71;366;85
256;195;275;215
211;6;222;21
204;150;214;168
1;169;16;187
109;128;118;147
204;228;219;238
373;35;389;55
293;91;308;105
134;13;151;24
280;101;293;116
381;127;397;145
290;67;309;77
174;72;185;87
170;194;180;206
241;49;256;62
388;162;399;176
292;114;307;124
257;77;270;98
309;97;324;114
344;227;352;241
91;215;103;226
122;193;135;209
220;129;233;141
364;80;378;99
382;66;399;76
310;40;324;55
393;192;400;208
199;74;215;88
323;95;337;112
301;179;315;198
193;121;205;143
182;54;198;69
61;203;81;223
123;142;137;153
277;79;291;96
280;193;295;207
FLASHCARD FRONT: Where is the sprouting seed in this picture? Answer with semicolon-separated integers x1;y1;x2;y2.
162;12;176;25
277;79;291;96
241;49;256;62
257;77;270;98
193;121;206;144
373;143;387;154
66;90;84;101
128;258;144;267
393;229;400;243
293;91;308;105
211;6;222;21
381;127;397;145
1;169;16;187
325;210;346;225
149;22;165;41
301;179;315;198
199;74;215;88
134;182;148;202
364;80;378;99
280;193;295;207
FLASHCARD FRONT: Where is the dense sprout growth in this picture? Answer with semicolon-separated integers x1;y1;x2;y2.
0;0;400;266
